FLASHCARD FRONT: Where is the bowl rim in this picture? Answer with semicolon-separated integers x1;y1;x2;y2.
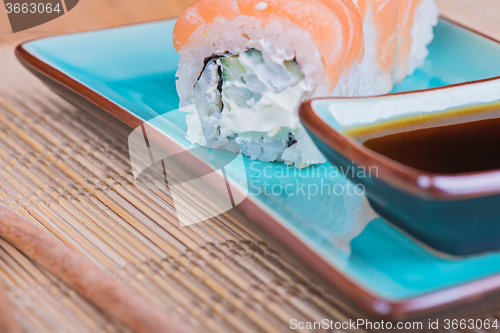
300;77;500;201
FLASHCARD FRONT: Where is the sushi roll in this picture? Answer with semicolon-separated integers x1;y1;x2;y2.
173;0;438;168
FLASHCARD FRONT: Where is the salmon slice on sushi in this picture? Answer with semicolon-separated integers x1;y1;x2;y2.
334;0;399;96
393;0;439;82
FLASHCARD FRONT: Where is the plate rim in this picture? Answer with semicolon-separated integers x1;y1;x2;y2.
14;14;500;320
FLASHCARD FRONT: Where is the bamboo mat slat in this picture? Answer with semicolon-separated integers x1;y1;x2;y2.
0;36;499;333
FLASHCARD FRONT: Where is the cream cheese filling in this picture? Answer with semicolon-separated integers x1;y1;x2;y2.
217;49;313;141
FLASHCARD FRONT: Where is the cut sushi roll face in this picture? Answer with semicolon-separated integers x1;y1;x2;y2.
188;49;325;167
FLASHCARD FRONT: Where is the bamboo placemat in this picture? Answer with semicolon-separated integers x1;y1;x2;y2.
0;45;365;332
0;39;500;333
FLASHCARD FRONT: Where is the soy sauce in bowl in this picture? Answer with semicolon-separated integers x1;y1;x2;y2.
363;116;500;174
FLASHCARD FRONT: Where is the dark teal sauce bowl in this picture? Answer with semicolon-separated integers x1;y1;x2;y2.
300;79;500;255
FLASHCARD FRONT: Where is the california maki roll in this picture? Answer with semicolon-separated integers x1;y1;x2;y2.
173;0;438;167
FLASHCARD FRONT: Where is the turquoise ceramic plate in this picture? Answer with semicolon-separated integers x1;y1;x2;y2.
16;17;500;319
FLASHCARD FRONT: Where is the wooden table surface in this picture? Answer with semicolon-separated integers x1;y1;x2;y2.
1;0;500;44
0;0;196;44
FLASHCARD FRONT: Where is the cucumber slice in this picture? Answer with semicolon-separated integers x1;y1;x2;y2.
284;60;304;80
223;86;254;108
245;49;265;64
221;56;246;81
